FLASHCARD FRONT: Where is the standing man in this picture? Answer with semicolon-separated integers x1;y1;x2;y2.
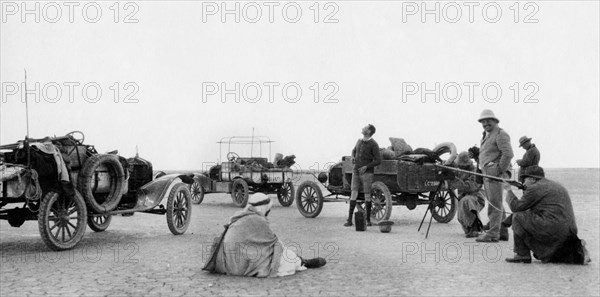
516;136;540;182
476;109;514;242
344;124;381;227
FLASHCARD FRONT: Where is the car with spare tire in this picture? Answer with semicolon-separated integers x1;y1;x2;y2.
0;131;194;250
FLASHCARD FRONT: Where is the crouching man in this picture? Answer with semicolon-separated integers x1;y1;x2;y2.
504;166;590;264
448;152;486;238
203;193;326;277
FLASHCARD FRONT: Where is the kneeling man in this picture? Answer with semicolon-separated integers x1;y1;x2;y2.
505;166;590;264
203;193;326;277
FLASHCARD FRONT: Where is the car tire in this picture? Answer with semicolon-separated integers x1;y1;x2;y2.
38;190;87;250
78;154;125;213
190;177;205;205
231;179;249;208
167;183;192;235
87;215;112;232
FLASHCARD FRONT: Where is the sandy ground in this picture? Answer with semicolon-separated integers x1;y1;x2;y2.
1;169;598;296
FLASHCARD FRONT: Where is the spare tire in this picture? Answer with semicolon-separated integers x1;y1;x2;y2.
433;142;457;165
78;154;126;213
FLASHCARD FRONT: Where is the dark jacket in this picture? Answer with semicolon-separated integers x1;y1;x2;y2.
517;144;540;169
506;178;578;262
352;138;381;173
450;165;484;199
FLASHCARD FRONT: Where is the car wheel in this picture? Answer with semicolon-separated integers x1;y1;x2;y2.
167;183;192;235
276;182;295;207
87;215;112;232
190;178;205;205
38;190;87;250
231;179;249;207
295;181;323;218
430;189;457;223
370;181;393;224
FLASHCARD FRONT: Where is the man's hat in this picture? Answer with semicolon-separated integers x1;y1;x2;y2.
519;136;532;147
478;109;499;123
455;151;472;167
521;165;545;179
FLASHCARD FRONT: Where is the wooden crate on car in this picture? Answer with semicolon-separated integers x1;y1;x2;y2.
396;161;441;193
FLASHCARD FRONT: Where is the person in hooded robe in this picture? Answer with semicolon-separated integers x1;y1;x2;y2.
203;193;326;277
448;152;486;238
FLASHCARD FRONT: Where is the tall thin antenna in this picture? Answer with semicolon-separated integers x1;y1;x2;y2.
24;69;31;167
250;127;254;158
24;69;30;139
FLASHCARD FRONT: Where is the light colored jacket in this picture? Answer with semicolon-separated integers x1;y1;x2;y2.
479;127;514;174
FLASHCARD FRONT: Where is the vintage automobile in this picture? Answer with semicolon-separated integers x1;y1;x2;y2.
0;131;193;250
295;143;459;226
190;136;295;207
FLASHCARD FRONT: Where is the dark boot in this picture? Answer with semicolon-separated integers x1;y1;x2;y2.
365;201;372;226
301;257;327;268
344;201;356;227
500;228;510;241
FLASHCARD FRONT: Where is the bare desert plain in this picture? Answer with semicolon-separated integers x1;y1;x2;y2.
1;168;598;296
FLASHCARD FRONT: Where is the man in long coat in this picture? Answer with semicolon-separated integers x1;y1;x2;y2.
505;166;590;264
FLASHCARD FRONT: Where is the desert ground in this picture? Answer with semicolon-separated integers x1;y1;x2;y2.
1;168;598;296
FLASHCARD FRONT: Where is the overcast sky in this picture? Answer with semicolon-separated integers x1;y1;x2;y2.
1;1;598;170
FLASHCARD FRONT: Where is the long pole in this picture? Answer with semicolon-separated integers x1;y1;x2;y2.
24;69;31;167
24;69;30;139
435;164;526;189
250;127;254;158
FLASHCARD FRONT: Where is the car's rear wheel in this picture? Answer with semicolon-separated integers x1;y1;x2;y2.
87;215;112;232
190;178;205;205
430;189;457;223
277;182;295;207
38;190;87;250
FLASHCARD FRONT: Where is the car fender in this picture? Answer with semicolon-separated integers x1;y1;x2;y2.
135;174;192;209
193;173;213;193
